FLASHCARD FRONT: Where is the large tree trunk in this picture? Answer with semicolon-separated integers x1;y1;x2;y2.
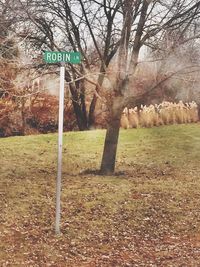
100;113;121;174
100;98;123;174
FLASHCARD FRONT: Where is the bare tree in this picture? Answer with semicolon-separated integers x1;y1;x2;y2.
5;0;200;173
100;0;200;174
0;0;20;58
0;0;20;97
8;0;121;130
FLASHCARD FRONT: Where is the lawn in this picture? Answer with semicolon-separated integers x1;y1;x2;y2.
1;124;200;266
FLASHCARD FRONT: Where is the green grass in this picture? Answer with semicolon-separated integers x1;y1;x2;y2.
1;123;200;266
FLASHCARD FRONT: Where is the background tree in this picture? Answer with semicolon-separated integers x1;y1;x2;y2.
0;0;19;96
10;0;121;130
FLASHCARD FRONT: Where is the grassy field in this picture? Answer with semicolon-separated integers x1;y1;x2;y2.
1;124;200;266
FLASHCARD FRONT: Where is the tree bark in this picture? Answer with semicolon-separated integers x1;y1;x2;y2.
198;105;200;121
88;68;105;128
88;94;97;127
21;98;26;136
71;100;88;130
100;109;122;175
68;80;88;131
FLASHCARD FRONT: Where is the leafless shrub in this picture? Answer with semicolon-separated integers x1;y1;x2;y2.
0;99;23;136
120;108;129;129
121;101;199;129
128;107;139;128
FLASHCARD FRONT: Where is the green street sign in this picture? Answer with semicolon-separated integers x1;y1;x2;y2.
44;51;81;64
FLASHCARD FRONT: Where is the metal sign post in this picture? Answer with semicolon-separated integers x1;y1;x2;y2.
55;62;65;234
44;51;81;234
